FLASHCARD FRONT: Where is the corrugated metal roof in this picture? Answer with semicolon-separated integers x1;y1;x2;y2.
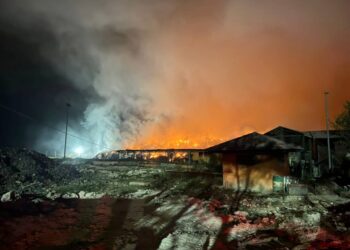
206;132;302;153
303;131;342;139
265;126;303;136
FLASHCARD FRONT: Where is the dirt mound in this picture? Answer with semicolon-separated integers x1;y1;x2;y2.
0;148;80;194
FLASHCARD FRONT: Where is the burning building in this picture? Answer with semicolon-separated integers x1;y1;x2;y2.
95;148;209;164
94;126;349;192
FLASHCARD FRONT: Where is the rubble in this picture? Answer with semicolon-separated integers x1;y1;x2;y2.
62;193;79;199
45;191;61;200
77;191;105;199
1;191;16;202
0;148;80;197
1;150;350;249
288;184;308;195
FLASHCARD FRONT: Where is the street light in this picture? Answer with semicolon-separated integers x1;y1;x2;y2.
74;146;83;157
63;102;71;158
324;92;332;171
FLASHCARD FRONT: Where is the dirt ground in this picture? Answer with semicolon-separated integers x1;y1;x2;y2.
1;161;350;250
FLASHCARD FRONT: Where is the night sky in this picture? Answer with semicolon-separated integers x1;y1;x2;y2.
1;1;350;157
0;8;97;155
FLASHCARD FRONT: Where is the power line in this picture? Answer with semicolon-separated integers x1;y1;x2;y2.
0;103;114;151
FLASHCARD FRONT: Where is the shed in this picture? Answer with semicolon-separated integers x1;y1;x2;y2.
206;132;302;192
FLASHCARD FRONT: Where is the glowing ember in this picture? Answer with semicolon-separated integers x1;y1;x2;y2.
149;152;167;159
125;135;225;150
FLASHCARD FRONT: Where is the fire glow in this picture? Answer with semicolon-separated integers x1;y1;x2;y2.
125;136;225;150
5;1;349;155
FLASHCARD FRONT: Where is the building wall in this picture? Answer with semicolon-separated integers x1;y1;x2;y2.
191;151;208;163
223;152;290;192
192;152;217;164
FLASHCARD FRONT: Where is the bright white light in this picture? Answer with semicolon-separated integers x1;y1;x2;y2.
74;147;83;157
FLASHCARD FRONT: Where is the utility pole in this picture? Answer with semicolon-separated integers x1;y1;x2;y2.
324;92;332;171
63;103;71;159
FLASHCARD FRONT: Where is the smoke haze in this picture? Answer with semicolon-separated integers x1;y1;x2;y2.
1;0;350;156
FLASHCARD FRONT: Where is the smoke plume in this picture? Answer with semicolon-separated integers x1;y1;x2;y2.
1;0;350;156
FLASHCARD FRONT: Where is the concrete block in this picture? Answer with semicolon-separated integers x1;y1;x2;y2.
288;184;308;195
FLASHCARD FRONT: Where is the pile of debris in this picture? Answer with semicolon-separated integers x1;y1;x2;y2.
0;148;80;199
